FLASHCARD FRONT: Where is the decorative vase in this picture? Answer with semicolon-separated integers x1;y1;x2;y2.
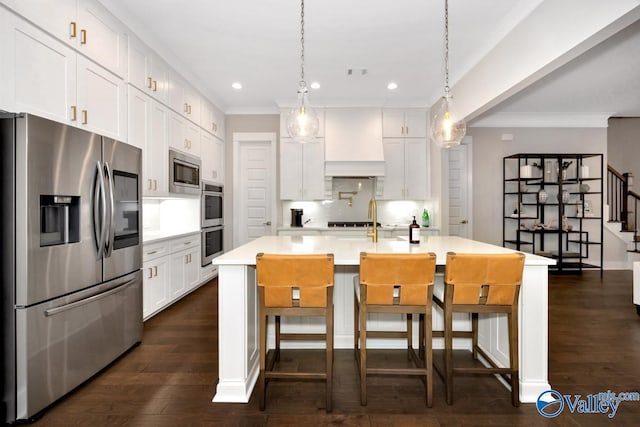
520;165;533;179
557;190;570;204
537;189;548;204
580;165;589;178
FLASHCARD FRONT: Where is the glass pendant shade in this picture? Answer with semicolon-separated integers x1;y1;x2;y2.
286;95;319;143
430;95;466;148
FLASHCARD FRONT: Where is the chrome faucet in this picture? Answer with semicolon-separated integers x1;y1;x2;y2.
367;197;378;243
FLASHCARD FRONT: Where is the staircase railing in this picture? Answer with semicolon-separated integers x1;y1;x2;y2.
608;165;639;251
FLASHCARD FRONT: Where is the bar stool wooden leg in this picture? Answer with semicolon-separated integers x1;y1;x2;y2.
407;313;413;360
509;310;520;407
327;304;334;412
444;304;454;405
472;312;479;360
353;293;359;360
259;309;267;410
359;298;368;406
425;310;433;407
275;315;281;362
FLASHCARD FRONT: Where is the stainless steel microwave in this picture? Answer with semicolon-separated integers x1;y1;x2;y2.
169;149;201;195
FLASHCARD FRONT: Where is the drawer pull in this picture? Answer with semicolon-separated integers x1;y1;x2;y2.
80;29;87;45
70;22;77;38
147;77;153;89
147;250;158;255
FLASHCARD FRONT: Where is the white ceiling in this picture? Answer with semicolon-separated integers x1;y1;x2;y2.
100;0;640;119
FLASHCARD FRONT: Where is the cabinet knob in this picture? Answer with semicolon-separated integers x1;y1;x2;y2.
460;220;468;224
80;29;87;45
81;110;88;125
153;80;158;92
70;106;77;121
147;77;153;89
69;22;77;38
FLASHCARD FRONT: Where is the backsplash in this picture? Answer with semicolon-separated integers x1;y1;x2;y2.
282;178;438;227
143;198;200;234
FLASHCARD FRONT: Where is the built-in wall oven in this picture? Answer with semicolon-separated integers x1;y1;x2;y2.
201;181;223;228
201;225;223;267
169;149;201;195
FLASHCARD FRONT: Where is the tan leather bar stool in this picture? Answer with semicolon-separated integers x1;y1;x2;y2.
433;252;525;406
256;253;335;412
354;252;437;406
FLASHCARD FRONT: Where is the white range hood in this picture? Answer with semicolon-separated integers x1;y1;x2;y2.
324;108;385;177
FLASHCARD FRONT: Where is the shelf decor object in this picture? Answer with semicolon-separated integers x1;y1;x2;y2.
430;0;466;149
503;153;603;274
286;0;320;144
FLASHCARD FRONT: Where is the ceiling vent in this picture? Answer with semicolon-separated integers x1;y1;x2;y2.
347;68;368;76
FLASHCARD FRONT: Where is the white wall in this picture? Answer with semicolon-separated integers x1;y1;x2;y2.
465;127;607;247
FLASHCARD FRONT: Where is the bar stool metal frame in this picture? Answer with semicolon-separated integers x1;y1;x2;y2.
354;252;437;406
256;253;335;412
433;252;525;406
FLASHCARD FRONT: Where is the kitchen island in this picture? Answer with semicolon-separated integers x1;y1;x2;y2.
212;235;554;404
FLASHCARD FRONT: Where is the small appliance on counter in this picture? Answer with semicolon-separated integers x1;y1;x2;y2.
291;208;304;227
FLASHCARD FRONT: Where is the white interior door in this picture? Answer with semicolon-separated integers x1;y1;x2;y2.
448;139;472;238
233;133;276;248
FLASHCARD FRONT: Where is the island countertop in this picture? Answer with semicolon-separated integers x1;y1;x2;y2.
213;235;555;266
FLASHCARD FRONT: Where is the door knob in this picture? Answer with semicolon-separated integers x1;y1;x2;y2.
460;220;468;224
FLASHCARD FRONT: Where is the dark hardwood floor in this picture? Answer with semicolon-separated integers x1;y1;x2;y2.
30;271;640;426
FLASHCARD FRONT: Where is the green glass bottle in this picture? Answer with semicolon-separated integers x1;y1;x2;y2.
422;209;430;228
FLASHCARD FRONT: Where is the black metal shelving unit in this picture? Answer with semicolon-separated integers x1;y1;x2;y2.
503;153;603;274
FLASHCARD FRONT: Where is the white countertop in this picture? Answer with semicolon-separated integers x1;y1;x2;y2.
277;225;440;232
143;229;200;244
213;235;555;266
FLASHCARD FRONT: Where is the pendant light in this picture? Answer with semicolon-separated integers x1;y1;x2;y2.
286;0;319;143
430;0;466;148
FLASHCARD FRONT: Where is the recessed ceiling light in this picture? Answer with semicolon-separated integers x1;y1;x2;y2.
310;81;320;90
387;82;398;90
231;82;243;90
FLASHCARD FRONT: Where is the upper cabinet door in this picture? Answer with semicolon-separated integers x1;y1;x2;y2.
382;109;427;138
77;0;127;78
4;14;77;124
6;0;127;78
128;34;151;93
382;110;405;138
2;0;77;46
403;109;427;138
76;55;126;140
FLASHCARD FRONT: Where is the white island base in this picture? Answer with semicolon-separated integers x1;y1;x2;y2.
212;235;554;404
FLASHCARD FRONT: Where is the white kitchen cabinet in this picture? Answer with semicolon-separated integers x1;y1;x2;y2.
280;107;325;138
4;0;127;78
128;34;169;103
168;70;201;122
201;99;225;139
168;110;201;157
382;109;427;138
201;131;224;183
76;55;126;140
2;15;77;123
143;256;169;320
280;137;326;200
2;10;126;140
381;138;428;200
128;86;168;195
142;233;202;320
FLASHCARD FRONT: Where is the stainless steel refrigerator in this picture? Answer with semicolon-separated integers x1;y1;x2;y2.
1;113;143;423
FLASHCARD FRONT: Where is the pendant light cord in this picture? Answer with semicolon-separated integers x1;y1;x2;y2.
444;0;450;97
299;0;307;92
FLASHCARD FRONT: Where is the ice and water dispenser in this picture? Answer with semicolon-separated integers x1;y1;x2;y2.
40;195;80;247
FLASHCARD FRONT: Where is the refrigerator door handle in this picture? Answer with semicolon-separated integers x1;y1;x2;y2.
44;278;137;317
93;160;108;258
104;161;116;257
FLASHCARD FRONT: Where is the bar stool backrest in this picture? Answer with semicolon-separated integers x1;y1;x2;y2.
444;252;525;305
256;253;334;308
359;252;437;305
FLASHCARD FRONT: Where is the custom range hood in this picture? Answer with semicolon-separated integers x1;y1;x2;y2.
324;108;385;177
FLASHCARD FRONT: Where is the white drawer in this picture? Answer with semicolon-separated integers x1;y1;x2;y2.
143;242;168;261
171;234;200;252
